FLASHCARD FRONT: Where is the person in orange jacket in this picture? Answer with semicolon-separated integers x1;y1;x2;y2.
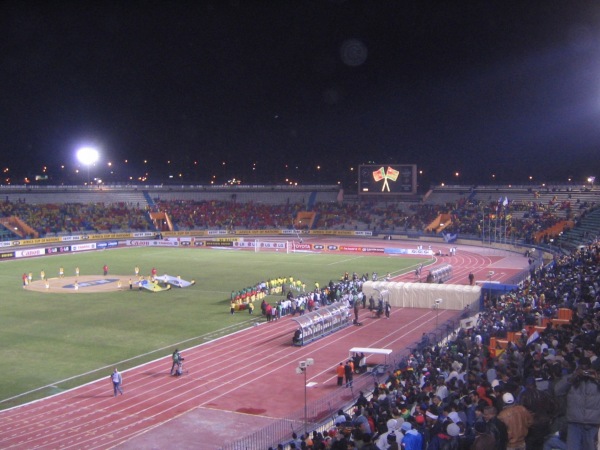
336;362;345;386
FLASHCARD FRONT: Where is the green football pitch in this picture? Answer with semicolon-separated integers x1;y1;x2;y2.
0;246;429;410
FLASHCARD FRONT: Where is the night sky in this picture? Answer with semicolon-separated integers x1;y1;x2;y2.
1;1;600;188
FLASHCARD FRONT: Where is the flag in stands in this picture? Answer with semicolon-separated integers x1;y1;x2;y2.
526;330;540;346
442;231;458;243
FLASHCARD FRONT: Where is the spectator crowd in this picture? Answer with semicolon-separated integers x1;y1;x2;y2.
0;200;151;236
1;189;597;246
273;239;600;450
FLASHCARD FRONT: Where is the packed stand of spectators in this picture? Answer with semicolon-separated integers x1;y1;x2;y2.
280;240;600;450
435;198;567;244
311;201;438;233
313;196;575;244
509;198;573;219
311;199;580;244
2;193;596;244
153;200;300;230
0;200;151;236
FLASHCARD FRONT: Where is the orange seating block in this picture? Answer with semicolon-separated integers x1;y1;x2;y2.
496;339;509;349
558;308;572;320
507;331;524;343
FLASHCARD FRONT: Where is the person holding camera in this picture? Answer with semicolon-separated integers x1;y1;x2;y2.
170;349;183;376
110;368;124;397
555;356;600;450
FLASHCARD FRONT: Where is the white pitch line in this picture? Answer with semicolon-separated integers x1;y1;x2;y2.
327;256;364;265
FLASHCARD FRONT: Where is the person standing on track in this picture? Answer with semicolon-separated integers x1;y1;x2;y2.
368;295;375;311
171;349;182;375
344;361;353;388
417;263;423;278
110;368;124;396
336;362;345;386
469;272;475;286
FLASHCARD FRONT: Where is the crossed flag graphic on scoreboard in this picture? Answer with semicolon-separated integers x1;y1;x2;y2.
372;166;400;192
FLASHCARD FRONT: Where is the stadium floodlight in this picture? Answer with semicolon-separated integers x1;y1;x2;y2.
76;147;99;184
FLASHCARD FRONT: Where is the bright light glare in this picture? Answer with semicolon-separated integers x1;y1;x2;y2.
76;147;99;166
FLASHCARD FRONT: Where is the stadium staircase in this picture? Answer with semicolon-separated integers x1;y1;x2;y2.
0;221;21;241
294;211;317;229
533;220;574;244
149;211;175;231
142;190;155;208
292;191;320;229
556;207;600;250
467;187;477;201
0;216;39;239
425;213;452;233
306;191;318;210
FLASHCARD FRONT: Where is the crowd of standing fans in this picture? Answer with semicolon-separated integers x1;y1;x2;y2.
276;239;600;449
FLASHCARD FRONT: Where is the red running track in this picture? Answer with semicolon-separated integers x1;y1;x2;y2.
0;240;529;449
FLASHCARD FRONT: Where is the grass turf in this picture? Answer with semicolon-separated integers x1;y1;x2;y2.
0;246;429;409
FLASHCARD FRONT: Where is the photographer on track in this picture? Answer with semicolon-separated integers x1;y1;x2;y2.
555;356;600;450
170;348;184;376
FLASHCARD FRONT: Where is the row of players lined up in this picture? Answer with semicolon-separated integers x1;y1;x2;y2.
230;272;375;315
20;265;160;285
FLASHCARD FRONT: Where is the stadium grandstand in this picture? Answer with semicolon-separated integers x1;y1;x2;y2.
1;183;597;251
